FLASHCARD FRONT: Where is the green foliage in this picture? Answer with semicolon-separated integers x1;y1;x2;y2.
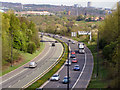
98;3;120;88
27;42;36;54
2;12;40;65
76;15;85;21
103;42;117;60
99;38;107;49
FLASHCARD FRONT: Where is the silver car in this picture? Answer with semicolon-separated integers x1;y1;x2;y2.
29;62;37;68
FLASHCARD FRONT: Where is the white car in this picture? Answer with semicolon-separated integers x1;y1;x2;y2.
50;74;60;81
29;62;37;68
72;41;75;44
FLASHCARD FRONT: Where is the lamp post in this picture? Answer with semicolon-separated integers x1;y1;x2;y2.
97;31;99;77
67;42;70;90
11;30;13;67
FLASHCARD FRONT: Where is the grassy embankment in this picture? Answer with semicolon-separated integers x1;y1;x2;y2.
25;39;68;89
2;42;45;76
87;42;108;88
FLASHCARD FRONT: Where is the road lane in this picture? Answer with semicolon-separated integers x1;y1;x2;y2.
42;35;93;89
1;36;63;88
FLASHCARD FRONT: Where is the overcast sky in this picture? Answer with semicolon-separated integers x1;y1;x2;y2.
0;0;119;8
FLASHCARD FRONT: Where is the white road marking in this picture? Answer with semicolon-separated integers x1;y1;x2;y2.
18;80;20;82
8;85;11;87
26;75;28;77
0;69;27;85
71;53;87;89
40;41;71;88
0;37;52;85
40;52;64;88
36;39;51;63
22;37;64;88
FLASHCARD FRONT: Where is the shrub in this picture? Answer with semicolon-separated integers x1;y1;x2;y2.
27;42;36;54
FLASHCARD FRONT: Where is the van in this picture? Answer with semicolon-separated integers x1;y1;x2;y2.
78;43;84;49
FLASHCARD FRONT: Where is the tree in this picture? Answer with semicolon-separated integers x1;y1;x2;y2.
99;3;120;88
27;42;36;54
76;15;85;21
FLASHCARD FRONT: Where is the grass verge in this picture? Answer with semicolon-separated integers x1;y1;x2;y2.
2;42;45;76
25;39;68;90
87;42;108;88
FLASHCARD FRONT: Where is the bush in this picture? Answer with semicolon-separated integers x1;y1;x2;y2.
27;42;36;54
99;38;107;49
103;42;117;59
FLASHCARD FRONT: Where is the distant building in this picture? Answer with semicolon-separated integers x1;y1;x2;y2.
0;9;4;12
74;4;78;8
87;2;92;7
68;11;71;15
15;11;54;16
74;4;81;8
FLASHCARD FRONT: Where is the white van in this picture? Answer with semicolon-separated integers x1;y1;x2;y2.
29;62;37;68
78;43;84;49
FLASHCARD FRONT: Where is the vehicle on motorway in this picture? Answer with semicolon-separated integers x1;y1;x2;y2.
71;54;75;58
71;51;75;55
78;43;84;49
53;35;55;38
60;36;62;38
78;49;85;54
36;88;43;90
55;35;59;37
50;74;60;81
72;41;75;44
68;39;71;42
62;76;70;84
48;34;51;37
52;43;55;46
73;65;80;71
29;62;37;68
65;60;71;66
55;41;58;43
72;58;78;63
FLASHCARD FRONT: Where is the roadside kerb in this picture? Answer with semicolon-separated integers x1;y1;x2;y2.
21;38;65;89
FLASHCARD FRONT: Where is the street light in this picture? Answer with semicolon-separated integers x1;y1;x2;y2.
11;30;13;67
97;31;99;77
67;41;70;90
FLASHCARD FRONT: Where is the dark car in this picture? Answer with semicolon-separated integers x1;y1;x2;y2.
73;65;80;71
62;76;70;84
53;35;55;38
68;39;71;42
71;54;75;58
55;41;58;43
52;43;55;46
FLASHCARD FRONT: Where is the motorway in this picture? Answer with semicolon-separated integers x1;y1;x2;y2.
41;35;94;89
1;36;63;89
